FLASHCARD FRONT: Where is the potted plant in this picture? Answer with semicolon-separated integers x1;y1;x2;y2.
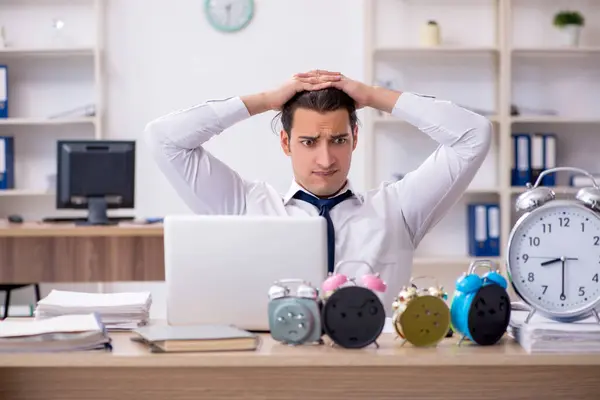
553;10;584;46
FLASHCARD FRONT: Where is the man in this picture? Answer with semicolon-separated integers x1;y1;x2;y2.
145;70;492;309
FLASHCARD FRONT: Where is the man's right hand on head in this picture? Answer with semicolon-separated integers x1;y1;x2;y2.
266;70;342;111
241;70;341;116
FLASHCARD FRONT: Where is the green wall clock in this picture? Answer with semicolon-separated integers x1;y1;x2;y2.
204;0;255;33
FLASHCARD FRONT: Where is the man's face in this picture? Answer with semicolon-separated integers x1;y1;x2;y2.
280;108;357;197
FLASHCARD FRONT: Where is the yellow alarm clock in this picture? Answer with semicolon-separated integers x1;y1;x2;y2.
392;276;450;347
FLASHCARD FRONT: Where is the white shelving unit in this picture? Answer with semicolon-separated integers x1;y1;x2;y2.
0;0;104;217
363;0;600;271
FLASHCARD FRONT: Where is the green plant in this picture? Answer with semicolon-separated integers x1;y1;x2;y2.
553;10;585;27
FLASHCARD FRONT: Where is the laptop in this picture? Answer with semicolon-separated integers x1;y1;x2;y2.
163;215;328;331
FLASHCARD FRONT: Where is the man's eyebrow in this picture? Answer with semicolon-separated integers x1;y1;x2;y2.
297;134;320;140
331;133;350;139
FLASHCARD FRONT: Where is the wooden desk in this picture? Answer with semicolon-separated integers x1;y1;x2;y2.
0;222;164;283
0;332;599;399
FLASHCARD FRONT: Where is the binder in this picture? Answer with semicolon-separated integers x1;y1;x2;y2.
0;136;14;190
542;134;556;186
487;204;500;257
512;134;531;186
531;134;544;185
468;204;488;257
0;65;6;118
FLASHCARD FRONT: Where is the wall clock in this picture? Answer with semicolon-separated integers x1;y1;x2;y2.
204;0;254;33
507;166;600;324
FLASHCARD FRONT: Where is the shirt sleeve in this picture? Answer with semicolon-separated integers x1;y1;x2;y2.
144;97;251;215
386;92;493;248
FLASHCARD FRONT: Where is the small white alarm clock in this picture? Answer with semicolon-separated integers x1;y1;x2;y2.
507;167;600;324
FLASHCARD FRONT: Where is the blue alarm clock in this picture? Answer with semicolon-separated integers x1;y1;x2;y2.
450;259;511;346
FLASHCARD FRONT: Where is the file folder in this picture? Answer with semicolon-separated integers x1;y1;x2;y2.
542;134;556;186
487;204;500;257
0;65;6;119
0;136;14;190
512;134;531;186
468;204;488;257
531;134;544;185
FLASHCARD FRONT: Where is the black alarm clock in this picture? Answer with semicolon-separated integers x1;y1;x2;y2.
320;260;387;349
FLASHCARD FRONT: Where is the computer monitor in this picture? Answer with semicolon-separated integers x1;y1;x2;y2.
56;140;135;225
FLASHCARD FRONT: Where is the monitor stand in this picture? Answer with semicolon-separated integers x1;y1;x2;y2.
76;197;117;226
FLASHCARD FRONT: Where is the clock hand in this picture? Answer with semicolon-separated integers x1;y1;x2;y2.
560;257;566;301
540;257;578;266
225;3;232;24
540;257;561;266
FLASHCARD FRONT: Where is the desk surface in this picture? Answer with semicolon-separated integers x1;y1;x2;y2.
2;331;600;399
1;331;599;368
0;222;163;237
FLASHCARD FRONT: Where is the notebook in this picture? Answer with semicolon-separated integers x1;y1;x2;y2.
0;313;111;352
132;324;260;353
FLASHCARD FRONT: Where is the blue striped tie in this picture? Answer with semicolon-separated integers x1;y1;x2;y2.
292;190;354;273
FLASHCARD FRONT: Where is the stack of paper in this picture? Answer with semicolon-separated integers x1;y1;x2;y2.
509;308;600;353
0;313;110;352
35;290;152;330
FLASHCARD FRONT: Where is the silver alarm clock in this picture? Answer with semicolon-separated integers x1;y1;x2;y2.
267;279;324;346
507;166;600;324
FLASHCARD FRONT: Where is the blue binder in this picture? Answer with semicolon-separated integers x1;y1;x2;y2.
511;133;531;186
468;204;488;257
0;65;6;119
486;204;500;257
530;134;544;185
0;136;14;190
542;134;556;186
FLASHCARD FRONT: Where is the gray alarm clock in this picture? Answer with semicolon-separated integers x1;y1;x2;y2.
267;279;323;346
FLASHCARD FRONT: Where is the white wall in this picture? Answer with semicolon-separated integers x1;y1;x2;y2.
103;0;366;319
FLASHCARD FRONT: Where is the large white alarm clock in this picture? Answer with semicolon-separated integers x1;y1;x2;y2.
507;167;600;324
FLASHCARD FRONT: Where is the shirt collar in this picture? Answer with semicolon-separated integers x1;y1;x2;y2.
282;180;363;205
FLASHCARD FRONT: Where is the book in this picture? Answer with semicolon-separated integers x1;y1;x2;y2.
132;324;259;353
0;313;111;352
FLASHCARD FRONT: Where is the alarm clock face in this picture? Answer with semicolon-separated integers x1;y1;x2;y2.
204;0;254;32
321;286;385;349
467;285;511;345
507;200;600;318
399;296;450;347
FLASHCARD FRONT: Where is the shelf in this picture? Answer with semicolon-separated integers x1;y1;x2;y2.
373;46;499;58
0;190;54;197
512;47;600;56
465;188;501;195
0;47;95;58
511;116;600;124
509;186;581;195
414;256;503;267
0;117;96;126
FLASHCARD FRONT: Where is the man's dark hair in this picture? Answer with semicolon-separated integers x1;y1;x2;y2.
273;88;358;137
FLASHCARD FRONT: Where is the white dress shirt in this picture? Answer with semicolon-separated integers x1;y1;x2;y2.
144;92;493;312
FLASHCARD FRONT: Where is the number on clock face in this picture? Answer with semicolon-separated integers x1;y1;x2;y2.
508;203;600;314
